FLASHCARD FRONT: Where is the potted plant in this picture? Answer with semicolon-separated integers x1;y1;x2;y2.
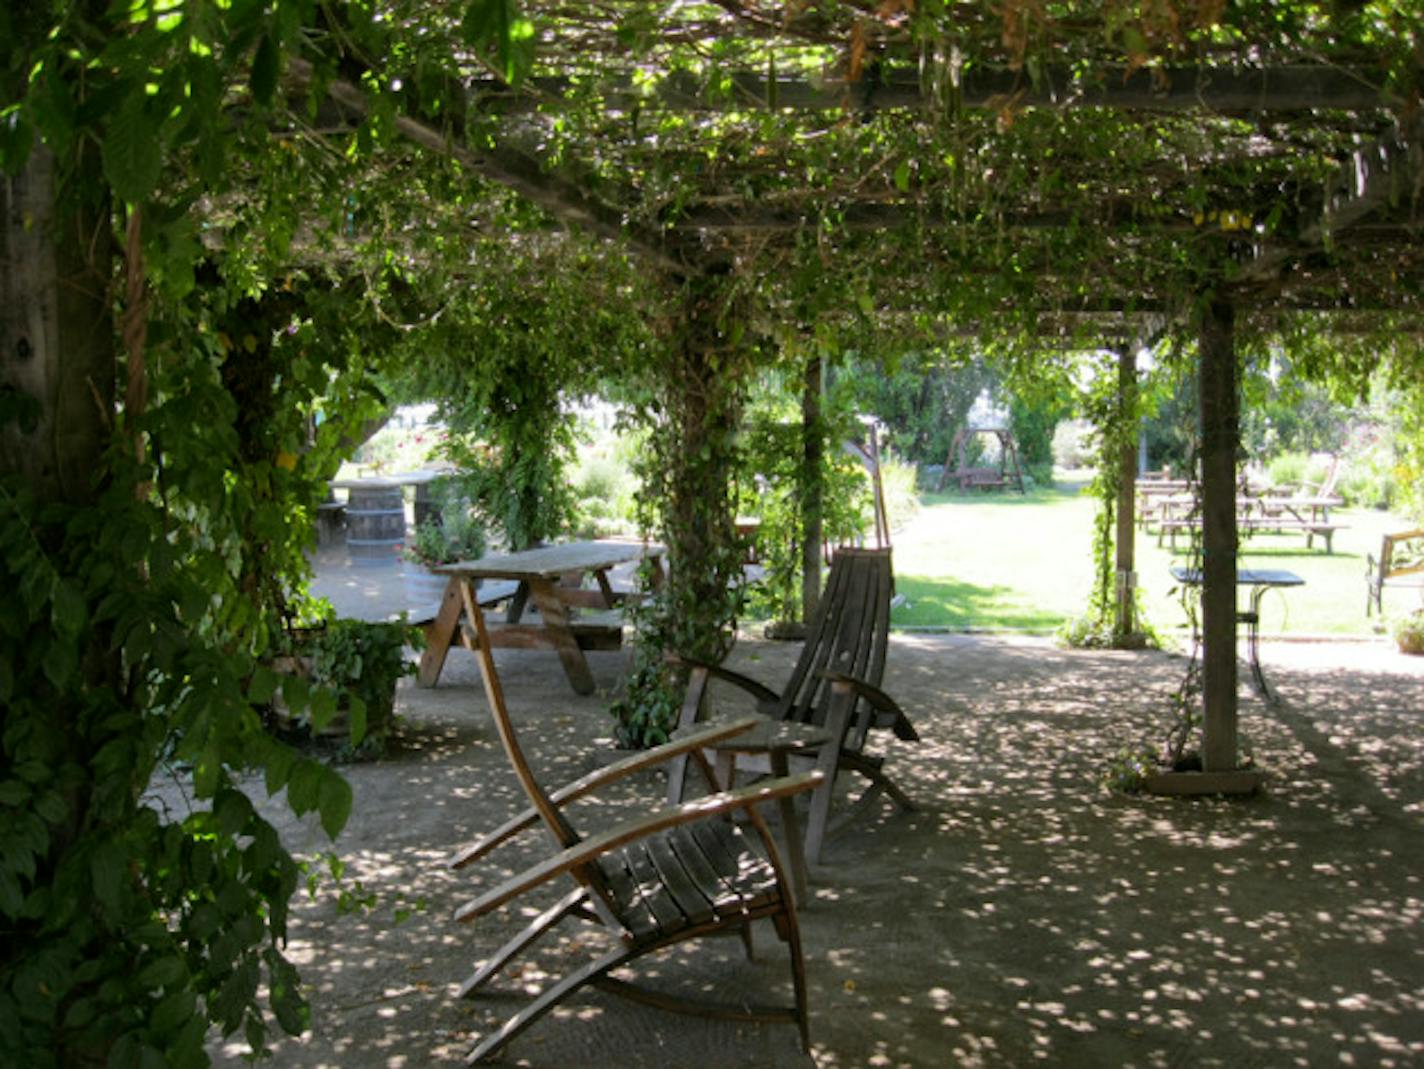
403;492;487;606
272;617;420;754
1392;610;1424;655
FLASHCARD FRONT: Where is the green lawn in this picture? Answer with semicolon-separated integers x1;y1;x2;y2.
890;484;1414;636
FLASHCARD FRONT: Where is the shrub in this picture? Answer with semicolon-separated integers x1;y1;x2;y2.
1051;418;1095;470
570;449;637;537
1265;451;1311;489
878;450;921;533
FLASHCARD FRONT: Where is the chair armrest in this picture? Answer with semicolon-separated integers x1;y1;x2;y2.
820;671;920;742
453;771;823;922
667;652;781;709
447;716;762;871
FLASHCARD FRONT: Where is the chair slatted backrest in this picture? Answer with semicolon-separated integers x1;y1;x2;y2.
1385;529;1424;578
778;548;893;746
464;589;619;912
1317;456;1342;499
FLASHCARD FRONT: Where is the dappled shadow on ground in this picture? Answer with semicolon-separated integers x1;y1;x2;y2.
215;634;1424;1068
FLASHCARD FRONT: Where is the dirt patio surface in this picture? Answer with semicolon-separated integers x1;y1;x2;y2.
202;575;1424;1069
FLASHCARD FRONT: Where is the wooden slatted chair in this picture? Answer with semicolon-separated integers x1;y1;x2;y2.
666;546;919;866
448;596;821;1064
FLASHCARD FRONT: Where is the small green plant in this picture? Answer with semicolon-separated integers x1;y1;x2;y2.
405;506;487;567
278;618;420;754
1103;746;1157;793
405;476;487;566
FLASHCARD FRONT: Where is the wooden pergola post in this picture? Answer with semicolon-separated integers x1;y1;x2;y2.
801;355;824;623
1114;348;1138;638
1197;297;1239;771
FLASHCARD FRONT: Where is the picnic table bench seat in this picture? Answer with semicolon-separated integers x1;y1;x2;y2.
411;579;521;630
1157;516;1343;553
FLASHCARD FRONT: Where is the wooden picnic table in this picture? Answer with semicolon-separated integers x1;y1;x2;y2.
1152;492;1345;552
416;540;666;694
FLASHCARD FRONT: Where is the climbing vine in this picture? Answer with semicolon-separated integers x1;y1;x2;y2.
612;273;760;747
1059;347;1165;649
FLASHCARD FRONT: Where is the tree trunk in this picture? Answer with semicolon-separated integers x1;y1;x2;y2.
1;145;114;499
1198;297;1239;771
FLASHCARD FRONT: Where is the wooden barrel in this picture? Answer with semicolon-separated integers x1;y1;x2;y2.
346;486;405;565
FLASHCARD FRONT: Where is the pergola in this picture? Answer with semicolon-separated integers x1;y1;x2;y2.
279;4;1424;780
10;4;1424;776
8;5;1424;1060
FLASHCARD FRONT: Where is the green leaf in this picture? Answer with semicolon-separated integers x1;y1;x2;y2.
0;104;34;175
461;0;534;84
103;91;161;204
137;955;185;990
346;694;366;747
42;639;77;689
280;674;310;714
247;664;279;705
308;687;338;733
214;789;252;837
285;760;321;816
90;839;128;915
250;34;279;106
0;779;29;806
0;870;22;915
33;791;67;825
265;950;310;1035
893;159;911;193
62;996;96;1030
192;745;220;798
148;985;196;1036
316;770;352;840
262;741;296;796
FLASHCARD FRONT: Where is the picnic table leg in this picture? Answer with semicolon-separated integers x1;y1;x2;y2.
593;567;618;608
525;577;597;695
416;578;466;688
505;581;530;624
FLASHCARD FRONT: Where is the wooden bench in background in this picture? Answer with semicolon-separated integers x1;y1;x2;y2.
1366;528;1424;617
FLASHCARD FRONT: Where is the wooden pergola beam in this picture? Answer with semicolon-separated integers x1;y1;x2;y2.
285;58;697;278
466;64;1394;116
1235;111;1424;287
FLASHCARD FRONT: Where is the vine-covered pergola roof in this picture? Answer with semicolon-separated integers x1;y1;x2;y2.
296;1;1424;333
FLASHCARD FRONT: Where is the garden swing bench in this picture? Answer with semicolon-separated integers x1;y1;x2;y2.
936;427;1027;493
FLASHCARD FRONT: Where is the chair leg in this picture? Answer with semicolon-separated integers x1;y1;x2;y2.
457;886;590;998
467;945;636;1064
837;745;917;814
803;689;856;866
666;666;713;804
782;903;811;1052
